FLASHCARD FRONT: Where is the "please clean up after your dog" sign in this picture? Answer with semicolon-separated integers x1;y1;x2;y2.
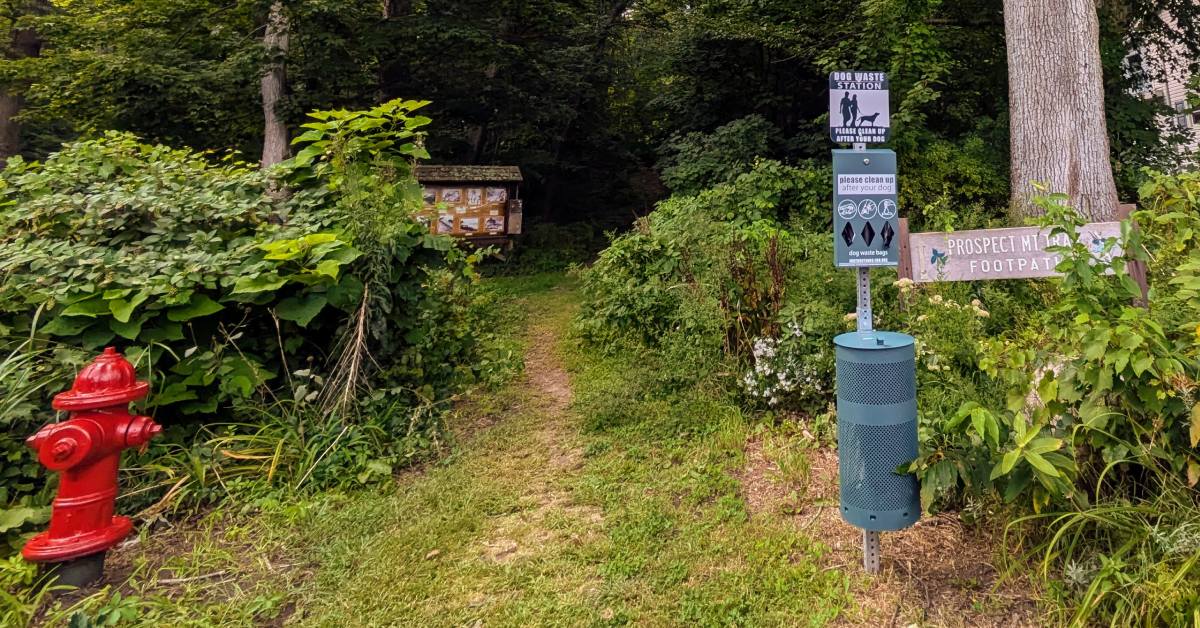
829;71;890;144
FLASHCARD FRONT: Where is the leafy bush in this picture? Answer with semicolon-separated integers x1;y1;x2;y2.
0;132;357;416
0;101;514;553
582;152;1199;625
909;189;1196;511
657;115;781;195
492;221;608;274
899;176;1200;624
577;160;847;415
0;343;54;555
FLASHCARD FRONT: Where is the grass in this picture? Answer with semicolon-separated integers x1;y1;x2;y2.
280;274;851;625
8;273;853;626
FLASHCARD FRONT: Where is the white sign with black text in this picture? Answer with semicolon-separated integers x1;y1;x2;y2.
829;71;890;144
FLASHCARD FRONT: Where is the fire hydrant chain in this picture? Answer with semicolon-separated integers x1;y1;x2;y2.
22;347;162;587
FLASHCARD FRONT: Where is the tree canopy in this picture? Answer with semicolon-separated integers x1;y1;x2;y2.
1;0;1197;224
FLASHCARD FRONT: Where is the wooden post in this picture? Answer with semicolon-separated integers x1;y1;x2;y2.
896;217;912;281
895;218;912;312
1116;204;1149;308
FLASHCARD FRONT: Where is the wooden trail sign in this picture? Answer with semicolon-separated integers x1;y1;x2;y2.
904;222;1122;283
895;205;1149;304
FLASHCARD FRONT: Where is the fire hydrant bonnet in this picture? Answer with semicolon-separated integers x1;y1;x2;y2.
53;347;150;411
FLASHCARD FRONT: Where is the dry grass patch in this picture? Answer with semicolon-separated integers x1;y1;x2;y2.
739;432;1040;627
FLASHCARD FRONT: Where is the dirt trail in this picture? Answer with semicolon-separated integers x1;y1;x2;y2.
523;316;583;472
488;300;1038;626
472;308;601;565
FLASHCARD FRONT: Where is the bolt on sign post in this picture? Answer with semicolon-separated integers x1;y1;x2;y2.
828;71;920;575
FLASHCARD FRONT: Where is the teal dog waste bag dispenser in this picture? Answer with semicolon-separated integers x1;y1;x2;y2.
834;331;920;531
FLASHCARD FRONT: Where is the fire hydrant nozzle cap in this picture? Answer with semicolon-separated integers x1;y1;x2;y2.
53;347;150;411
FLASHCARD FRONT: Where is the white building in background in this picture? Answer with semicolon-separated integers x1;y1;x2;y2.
1137;14;1199;163
1146;71;1200;156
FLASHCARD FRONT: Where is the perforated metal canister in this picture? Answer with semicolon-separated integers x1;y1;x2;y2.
834;331;920;531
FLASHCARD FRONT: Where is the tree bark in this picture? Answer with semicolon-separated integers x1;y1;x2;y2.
465;62;498;164
541;0;631;221
260;1;290;168
382;0;412;19
1004;0;1119;221
0;4;46;167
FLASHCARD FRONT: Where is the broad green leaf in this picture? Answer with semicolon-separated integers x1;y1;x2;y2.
970;408;986;441
1189;460;1199;488
150;383;198;407
80;325;115;349
946;403;976;431
291;129;324;143
108;292;148;323
62;297;110;317
1131;354;1154;376
141;321;184;342
301;233;338;246
985;414;1000;450
225;375;254;397
1023;451;1061;477
109;316;144;340
1011;412;1027;442
1191;403;1200;448
0;506;49;533
991;450;1021;480
233;273;289;294
423;233;452;251
168;294;224;322
921;460;956;509
291;144;324;167
1119;332;1144;350
1002;466;1033;502
314;259;342;279
1005;389;1026;412
1096;366;1113;392
1025;437;1062;455
276;294;328;327
1120;274;1144;299
1036;375;1058;403
39;316;92;336
1083;329;1111;360
1111;350;1130;374
327;274;365;309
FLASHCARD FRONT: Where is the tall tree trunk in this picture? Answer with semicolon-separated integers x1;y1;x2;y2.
1004;0;1119;221
260;1;290;168
465;62;498;164
541;0;630;221
0;5;46;167
383;0;412;19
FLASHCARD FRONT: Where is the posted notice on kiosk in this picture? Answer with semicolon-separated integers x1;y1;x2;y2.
836;174;896;195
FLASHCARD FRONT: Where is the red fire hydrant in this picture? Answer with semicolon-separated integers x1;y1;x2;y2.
22;347;162;586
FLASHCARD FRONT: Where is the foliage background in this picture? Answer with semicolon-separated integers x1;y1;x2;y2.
4;0;1197;226
0;103;516;555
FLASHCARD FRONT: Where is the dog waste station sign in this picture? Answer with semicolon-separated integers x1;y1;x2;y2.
827;71;921;578
829;71;890;144
833;149;899;268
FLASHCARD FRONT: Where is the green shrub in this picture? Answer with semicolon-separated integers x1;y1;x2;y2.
577;160;854;418
0;102;514;552
577;159;829;348
902;176;1200;625
657;115;780;195
495;221;607;274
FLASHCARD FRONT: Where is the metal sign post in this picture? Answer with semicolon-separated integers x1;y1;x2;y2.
829;73;919;576
854;140;879;575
